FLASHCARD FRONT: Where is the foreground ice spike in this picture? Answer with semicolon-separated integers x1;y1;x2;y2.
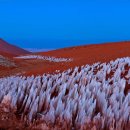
0;57;130;130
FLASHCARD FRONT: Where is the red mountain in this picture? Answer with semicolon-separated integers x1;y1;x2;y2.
0;41;130;77
0;38;30;55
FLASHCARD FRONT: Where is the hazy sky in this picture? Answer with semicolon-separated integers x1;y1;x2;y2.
0;0;130;49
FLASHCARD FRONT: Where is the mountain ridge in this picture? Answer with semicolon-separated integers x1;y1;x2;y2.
0;38;30;55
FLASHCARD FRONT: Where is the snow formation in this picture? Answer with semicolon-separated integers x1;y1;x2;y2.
15;55;73;62
0;57;130;130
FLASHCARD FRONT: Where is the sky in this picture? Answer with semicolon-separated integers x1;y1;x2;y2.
0;0;130;49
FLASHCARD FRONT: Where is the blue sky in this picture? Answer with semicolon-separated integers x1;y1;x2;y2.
0;0;130;49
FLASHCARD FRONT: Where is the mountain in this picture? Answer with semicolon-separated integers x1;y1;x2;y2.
0;41;130;77
39;41;130;65
12;41;130;76
0;38;30;55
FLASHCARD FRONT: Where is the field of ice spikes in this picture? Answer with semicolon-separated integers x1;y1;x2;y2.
0;57;130;130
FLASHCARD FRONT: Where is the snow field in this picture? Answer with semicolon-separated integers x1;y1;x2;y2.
0;57;130;130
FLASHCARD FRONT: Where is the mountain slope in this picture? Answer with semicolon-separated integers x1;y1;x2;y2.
0;38;30;55
24;41;130;75
1;41;130;77
39;41;130;65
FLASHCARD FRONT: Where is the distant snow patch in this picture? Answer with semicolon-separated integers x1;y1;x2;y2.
15;55;73;62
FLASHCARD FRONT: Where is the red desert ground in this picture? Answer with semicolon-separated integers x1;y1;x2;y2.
0;38;130;130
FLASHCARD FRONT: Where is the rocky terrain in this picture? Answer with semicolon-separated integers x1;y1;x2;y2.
0;55;16;67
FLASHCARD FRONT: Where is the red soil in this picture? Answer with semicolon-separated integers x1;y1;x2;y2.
39;41;130;63
0;38;30;56
0;41;130;77
0;51;16;58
